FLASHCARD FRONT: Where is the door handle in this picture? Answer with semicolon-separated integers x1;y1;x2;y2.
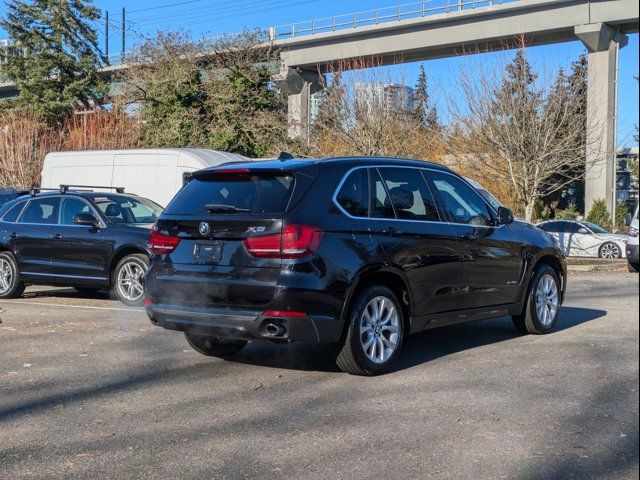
52;233;63;240
9;232;18;239
383;227;401;236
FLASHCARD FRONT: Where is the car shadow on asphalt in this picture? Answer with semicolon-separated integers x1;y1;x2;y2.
20;287;112;301
227;306;607;374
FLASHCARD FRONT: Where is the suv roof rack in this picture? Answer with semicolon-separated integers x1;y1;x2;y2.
59;185;125;194
29;187;61;196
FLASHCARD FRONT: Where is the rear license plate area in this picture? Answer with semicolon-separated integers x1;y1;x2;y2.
193;241;223;263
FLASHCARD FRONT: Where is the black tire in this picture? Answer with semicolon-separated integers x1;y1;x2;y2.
599;242;621;259
629;262;639;273
112;254;148;306
184;332;247;358
335;285;405;376
0;251;25;299
74;287;102;296
512;264;561;335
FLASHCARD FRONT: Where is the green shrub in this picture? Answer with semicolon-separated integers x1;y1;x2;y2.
557;203;580;220
586;199;612;231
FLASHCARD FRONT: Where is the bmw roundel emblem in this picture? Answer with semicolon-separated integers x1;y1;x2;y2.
199;222;210;236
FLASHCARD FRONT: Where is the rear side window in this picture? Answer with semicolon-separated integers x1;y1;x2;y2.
336;169;369;217
165;173;295;215
19;197;60;224
378;168;440;221
2;201;26;223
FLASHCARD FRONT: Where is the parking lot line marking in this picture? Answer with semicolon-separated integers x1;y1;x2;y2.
0;300;141;313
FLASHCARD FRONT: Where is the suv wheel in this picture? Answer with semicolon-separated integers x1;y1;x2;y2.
0;252;25;299
512;264;561;335
184;332;247;357
113;254;148;306
336;286;404;376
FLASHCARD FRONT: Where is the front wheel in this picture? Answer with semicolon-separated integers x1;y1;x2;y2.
599;242;621;259
0;251;25;299
112;254;148;306
184;332;247;358
512;264;561;335
335;286;404;376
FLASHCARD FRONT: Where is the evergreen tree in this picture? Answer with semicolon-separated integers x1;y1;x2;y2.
1;0;104;123
413;64;438;129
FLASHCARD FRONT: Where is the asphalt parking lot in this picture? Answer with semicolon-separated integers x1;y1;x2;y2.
1;271;638;480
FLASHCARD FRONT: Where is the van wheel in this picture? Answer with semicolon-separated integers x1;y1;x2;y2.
184;332;247;358
512;264;561;335
0;251;25;299
335;285;404;376
112;254;148;306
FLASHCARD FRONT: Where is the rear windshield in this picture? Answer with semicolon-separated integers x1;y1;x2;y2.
165;174;295;215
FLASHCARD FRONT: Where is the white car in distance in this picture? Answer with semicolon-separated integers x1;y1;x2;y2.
536;220;628;259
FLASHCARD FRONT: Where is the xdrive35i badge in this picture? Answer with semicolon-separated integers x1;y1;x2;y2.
199;222;210;236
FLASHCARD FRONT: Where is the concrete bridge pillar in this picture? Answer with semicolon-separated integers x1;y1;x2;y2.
575;23;628;216
277;67;323;139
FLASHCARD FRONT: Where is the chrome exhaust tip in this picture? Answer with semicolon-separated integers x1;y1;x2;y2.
265;323;286;337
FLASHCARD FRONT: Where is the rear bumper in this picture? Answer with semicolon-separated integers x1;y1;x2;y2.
627;244;639;264
145;302;343;343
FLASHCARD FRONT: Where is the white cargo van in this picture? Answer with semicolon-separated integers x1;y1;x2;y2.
41;148;247;206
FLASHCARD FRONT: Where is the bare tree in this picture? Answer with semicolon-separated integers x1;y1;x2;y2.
311;58;441;159
444;42;602;222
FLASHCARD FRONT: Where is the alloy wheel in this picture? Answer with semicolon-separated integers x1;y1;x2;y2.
0;258;13;294
117;261;145;302
600;243;619;259
359;295;400;364
535;273;559;326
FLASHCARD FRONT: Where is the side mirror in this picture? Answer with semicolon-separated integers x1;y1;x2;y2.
496;206;514;225
624;213;632;226
73;212;99;227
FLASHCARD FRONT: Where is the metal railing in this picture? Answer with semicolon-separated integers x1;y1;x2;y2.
268;0;516;40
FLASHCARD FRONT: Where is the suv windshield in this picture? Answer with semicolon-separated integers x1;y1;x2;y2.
165;174;295;215
90;195;163;224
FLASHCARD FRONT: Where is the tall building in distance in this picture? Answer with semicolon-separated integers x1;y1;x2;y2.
309;90;325;124
355;83;415;113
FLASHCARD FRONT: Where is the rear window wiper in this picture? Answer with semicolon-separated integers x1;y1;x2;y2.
204;203;250;213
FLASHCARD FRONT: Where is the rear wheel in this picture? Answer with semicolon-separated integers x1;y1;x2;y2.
112;254;148;306
184;332;247;358
0;252;25;299
599;242;621;259
512;264;561;335
336;285;404;376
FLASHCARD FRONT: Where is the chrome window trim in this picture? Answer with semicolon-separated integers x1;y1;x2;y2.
332;164;502;229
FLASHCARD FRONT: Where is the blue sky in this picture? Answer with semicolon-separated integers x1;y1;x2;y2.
1;0;638;144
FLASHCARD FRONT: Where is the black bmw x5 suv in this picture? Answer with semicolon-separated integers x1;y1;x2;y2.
0;187;162;305
145;157;566;375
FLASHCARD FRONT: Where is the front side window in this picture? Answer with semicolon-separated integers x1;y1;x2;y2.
91;195;163;224
19;197;60;224
60;198;93;225
427;172;493;226
378;168;440;221
336;168;369;217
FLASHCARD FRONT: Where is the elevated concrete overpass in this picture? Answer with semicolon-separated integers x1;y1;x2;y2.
276;0;638;213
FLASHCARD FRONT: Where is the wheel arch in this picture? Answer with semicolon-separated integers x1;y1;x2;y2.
340;266;413;337
517;252;566;316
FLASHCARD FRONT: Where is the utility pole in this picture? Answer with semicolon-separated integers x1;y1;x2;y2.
121;7;126;63
105;11;109;63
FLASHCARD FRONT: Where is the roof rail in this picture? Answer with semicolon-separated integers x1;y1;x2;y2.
59;185;125;194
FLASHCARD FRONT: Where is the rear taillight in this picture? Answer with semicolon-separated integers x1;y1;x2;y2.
148;225;181;255
244;224;323;259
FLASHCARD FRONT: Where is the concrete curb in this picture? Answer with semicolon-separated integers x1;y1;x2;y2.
567;263;626;273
